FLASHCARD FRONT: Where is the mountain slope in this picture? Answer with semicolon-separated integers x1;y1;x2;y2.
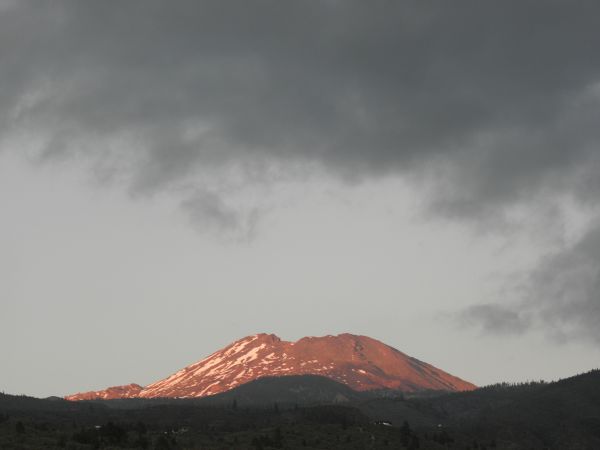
65;333;475;400
64;383;143;401
198;374;365;406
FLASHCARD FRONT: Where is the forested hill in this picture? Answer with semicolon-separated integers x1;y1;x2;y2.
1;370;600;449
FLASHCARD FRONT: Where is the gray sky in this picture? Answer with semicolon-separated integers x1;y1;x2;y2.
1;0;600;397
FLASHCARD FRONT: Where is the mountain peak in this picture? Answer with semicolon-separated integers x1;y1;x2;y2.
65;333;475;401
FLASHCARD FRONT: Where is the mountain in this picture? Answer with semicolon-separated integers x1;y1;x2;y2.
65;333;475;401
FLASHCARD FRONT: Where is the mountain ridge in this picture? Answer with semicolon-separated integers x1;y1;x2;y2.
65;333;475;401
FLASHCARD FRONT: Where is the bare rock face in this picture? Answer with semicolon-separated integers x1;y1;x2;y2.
65;333;475;400
65;383;143;401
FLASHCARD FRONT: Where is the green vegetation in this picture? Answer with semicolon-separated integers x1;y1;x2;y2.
0;404;421;449
1;370;599;449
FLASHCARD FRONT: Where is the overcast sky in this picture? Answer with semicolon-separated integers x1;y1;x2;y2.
2;0;600;398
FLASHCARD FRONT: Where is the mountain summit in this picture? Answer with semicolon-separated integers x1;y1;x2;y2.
65;333;475;400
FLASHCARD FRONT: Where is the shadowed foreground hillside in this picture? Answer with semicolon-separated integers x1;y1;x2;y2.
1;370;599;449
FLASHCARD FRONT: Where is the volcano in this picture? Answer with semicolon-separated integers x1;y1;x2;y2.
65;333;475;400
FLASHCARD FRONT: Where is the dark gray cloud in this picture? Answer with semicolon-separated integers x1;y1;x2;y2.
2;1;600;338
3;1;600;199
461;224;600;343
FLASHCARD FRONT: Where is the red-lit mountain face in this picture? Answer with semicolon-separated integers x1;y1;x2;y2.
65;383;143;401
65;333;475;400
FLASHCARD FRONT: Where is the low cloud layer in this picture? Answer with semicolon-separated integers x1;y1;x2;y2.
2;1;600;338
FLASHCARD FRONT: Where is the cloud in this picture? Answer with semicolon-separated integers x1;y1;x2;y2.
2;1;600;339
458;304;531;335
181;189;259;241
3;2;600;200
525;224;600;343
457;221;600;343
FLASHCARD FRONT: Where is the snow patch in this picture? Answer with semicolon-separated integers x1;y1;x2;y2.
233;343;266;366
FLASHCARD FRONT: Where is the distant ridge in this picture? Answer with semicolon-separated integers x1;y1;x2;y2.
65;333;475;401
